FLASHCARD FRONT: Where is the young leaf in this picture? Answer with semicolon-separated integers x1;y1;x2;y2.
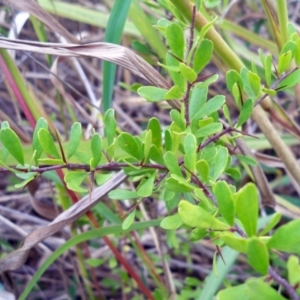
118;133;141;160
179;63;197;83
223;104;232;126
166;23;185;59
137;172;156;197
122;209;136;230
295;38;300;65
160;213;183;230
148;117;162;149
210;146;228;181
164;151;182;177
213;181;235;226
189;84;208;121
248;71;261;98
90;133;102;168
240;68;257;100
226;70;243;94
247;237;269;275
104;109;116;146
193;95;225;121
64;171;88;193
170;109;186;131
259;212;281;236
278;51;292;75
164;85;182;100
32;117;48;164
193;39;213;74
264;54;273;87
38;128;60;159
195;122;223;138
67;122;82;159
108;189;139;200
287;255;300;294
143;130;152;160
219;232;247;253
184;134;197;172
267;219;300;253
166;52;186;92
278;69;300;90
0;128;24;165
236;99;253;128
178;200;230;230
138;86;168;102
196;159;210;182
235;183;259;237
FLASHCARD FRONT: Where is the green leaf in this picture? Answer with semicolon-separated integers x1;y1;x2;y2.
118;133;141;160
184;134;197;172
170;109;186;131
0;128;24;165
226;70;243;94
32;117;48;164
138;86;168;102
164;85;182;100
195;122;223;138
67;122;82;160
236;99;253;128
137;172;156;197
223;104;232;126
267;219;300;253
108;189;139;200
95;173;113;186
262;87;276;96
90;133;102;168
193;95;225;121
219;232;247;253
196;159;209;183
164;151;182;177
38;158;64;165
213;181;235;226
278;69;300;90
210;146;228;181
166;23;184;59
248;71;261;98
295;38;300;65
193;39;213;74
38;128;60;159
259;213;281;236
278;51;292;75
143;130;152;160
160;213;183;230
235;183;259;237
179;63;197;83
104;109;116;146
178;200;230;230
236;154;257;166
166;53;186;92
189;84;208;121
15;173;37;189
247;237;269;274
217;280;287;300
287;255;300;294
190;227;207;241
148;145;164;165
166;176;195;193
264;54;273;87
64;171;88;193
122;209;136;230
240;68;257;100
148;118;162;149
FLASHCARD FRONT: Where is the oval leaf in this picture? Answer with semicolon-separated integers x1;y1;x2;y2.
68;122;82;159
38;128;60;159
